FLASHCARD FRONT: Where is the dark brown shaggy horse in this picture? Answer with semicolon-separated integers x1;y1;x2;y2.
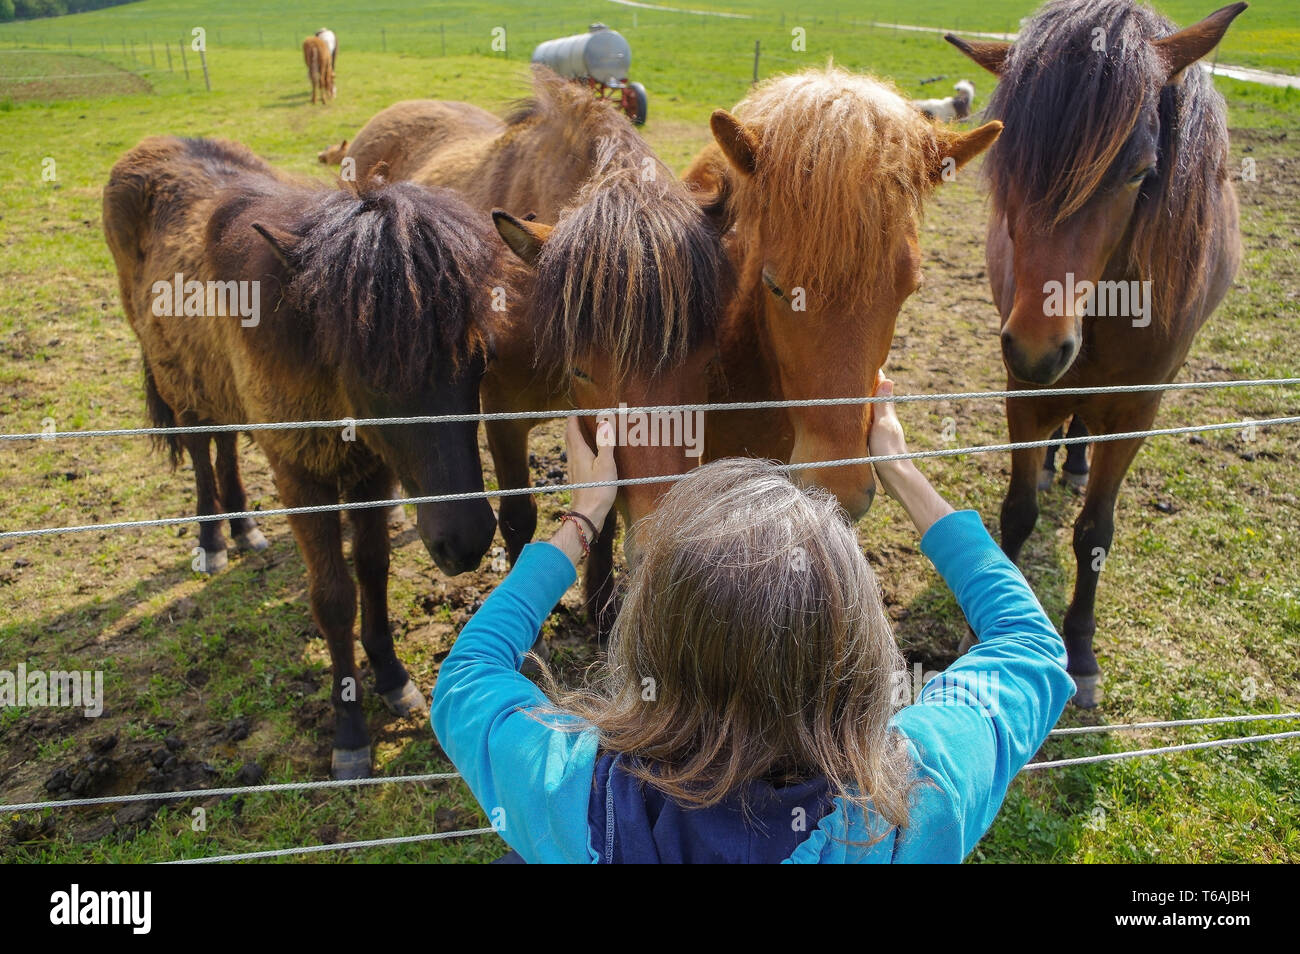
683;67;1001;517
948;0;1245;705
346;68;730;629
103;137;500;776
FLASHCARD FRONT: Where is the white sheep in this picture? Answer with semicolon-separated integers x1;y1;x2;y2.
912;80;976;121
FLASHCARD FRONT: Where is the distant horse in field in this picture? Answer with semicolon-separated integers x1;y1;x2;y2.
303;35;334;104
315;28;338;72
103;137;502;776
947;0;1245;705
346;68;730;630
683;67;1001;517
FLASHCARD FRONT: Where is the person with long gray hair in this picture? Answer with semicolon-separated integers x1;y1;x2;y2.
432;379;1075;862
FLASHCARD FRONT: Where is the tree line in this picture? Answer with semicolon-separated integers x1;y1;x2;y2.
1;0;143;23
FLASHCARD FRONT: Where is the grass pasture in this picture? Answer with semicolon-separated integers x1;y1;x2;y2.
0;0;1297;863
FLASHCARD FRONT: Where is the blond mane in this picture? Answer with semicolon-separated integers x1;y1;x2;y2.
730;67;938;306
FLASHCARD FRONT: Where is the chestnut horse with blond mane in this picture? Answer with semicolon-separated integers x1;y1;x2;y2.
947;0;1245;705
345;68;730;628
683;67;1001;517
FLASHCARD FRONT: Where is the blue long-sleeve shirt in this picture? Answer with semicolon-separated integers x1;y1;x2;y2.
431;509;1075;863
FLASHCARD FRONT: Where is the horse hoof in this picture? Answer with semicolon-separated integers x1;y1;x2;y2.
380;679;427;719
957;630;979;655
203;548;228;574
1062;469;1089;492
1071;674;1101;708
235;528;269;552
331;747;372;779
1037;468;1055;492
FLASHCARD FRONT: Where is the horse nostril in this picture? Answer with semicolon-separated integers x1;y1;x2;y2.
1000;331;1020;366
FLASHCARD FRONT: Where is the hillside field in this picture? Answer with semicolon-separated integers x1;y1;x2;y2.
0;0;1297;863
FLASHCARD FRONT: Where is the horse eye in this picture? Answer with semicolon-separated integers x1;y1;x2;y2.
572;367;592;383
761;268;786;301
1127;167;1154;185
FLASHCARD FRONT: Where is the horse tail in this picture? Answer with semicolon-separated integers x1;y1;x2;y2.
142;359;183;469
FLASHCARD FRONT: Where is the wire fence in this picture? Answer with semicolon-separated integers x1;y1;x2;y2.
4;376;1297;443
2;411;1295;543
2;713;1296;862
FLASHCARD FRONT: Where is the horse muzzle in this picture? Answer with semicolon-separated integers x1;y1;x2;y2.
1001;329;1080;386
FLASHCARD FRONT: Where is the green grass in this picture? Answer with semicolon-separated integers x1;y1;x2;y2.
0;0;1297;863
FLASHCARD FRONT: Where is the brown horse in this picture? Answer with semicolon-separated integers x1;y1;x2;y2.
302;35;334;104
346;69;730;628
683;67;1001;516
947;0;1246;705
317;138;348;164
103;137;501;776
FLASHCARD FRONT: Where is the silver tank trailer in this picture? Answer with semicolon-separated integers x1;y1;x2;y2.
531;26;631;86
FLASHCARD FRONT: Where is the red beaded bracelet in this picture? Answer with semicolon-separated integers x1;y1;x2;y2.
562;510;601;543
559;513;591;559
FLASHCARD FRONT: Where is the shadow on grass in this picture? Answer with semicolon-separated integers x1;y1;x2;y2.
0;518;446;797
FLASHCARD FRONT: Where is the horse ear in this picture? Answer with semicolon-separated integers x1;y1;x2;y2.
944;34;1011;75
931;120;1003;183
710;110;759;177
1153;2;1248;84
251;222;297;271
492;209;553;267
682;151;734;234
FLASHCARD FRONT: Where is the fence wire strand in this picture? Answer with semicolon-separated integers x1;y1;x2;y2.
3;717;1296;861
1023;729;1300;771
3;377;1296;443
2;413;1295;542
159;827;497;864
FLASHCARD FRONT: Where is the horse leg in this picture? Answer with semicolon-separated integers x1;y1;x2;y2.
585;510;619;640
1001;397;1065;565
961;398;1064;655
1061;416;1091;491
485;417;538;564
277;470;368;778
1061;416;1152;708
215;432;268;552
347;472;425;720
1039;426;1065;491
182;432;228;574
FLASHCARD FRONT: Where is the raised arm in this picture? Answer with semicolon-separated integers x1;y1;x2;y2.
891;510;1075;860
429;417;618;863
868;377;1074;861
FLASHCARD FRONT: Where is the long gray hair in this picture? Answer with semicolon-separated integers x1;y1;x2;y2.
540;457;916;835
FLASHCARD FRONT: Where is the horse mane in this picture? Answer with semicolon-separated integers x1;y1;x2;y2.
216;174;497;394
984;0;1230;323
726;66;939;308
503;66;647;163
511;67;728;385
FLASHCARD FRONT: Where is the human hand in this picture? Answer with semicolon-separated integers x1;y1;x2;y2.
868;376;916;500
868;375;954;536
565;416;618;530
